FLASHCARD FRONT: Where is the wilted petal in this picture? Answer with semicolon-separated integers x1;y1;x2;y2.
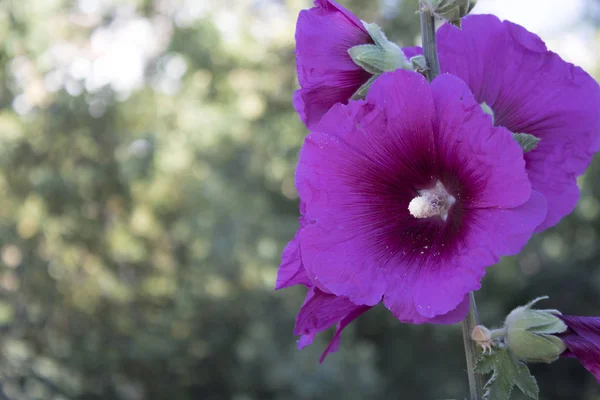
294;287;371;360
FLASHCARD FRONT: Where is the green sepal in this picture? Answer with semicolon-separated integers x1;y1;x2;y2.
362;22;394;50
480;102;494;123
479;102;542;155
347;45;385;75
351;74;379;100
349;22;411;73
410;55;428;74
475;347;539;400
507;310;566;333
504;296;568;363
512;132;541;153
506;329;565;363
531;321;569;335
505;297;565;333
544;334;568;354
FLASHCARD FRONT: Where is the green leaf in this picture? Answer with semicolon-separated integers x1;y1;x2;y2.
476;347;539;400
512;132;541;153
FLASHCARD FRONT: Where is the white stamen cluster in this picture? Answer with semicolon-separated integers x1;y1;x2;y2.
408;181;456;221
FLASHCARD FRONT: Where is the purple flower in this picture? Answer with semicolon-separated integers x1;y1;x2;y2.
437;14;600;232
278;69;547;360
558;315;600;383
294;0;421;129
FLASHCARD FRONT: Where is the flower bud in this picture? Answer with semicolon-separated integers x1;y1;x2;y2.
504;297;568;363
422;0;477;27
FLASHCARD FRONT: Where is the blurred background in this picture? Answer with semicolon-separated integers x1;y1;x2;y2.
0;0;599;399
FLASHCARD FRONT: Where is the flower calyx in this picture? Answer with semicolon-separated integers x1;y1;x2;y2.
420;0;477;27
348;22;412;77
504;297;567;363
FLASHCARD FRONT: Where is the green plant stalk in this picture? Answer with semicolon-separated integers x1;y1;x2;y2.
461;292;485;400
418;4;440;81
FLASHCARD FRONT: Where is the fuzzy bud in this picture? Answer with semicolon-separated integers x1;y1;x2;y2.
422;0;477;27
504;297;568;363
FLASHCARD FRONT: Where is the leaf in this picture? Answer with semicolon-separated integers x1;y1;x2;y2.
476;347;539;400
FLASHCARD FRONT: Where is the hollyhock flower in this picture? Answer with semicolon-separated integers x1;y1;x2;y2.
437;14;600;232
277;69;546;360
558;315;600;383
294;0;421;129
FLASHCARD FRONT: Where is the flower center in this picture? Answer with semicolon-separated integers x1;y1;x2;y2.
408;181;456;221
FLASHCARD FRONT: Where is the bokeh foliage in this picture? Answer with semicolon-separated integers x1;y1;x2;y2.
0;0;598;399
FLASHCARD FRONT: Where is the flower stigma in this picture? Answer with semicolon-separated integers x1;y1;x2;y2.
408;181;456;221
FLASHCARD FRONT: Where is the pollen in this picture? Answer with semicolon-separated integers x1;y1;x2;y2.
408;181;456;221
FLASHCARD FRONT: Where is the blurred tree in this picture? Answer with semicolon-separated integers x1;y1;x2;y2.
0;0;597;399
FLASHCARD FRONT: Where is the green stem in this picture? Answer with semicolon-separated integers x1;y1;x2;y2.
418;4;440;81
461;292;485;400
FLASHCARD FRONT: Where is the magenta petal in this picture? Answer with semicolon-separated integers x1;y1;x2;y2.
465;190;547;256
296;0;370;72
294;288;366;337
559;316;600;383
275;231;311;290
402;46;423;59
295;70;372;130
430;73;532;209
294;0;373;130
313;0;366;34
438;14;600;231
427;294;470;324
319;304;370;363
294;287;370;359
298;332;316;350
293;91;307;125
